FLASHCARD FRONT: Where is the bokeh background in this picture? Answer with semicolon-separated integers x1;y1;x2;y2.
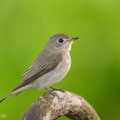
0;0;120;120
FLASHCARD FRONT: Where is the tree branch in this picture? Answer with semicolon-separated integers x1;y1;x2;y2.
21;90;100;120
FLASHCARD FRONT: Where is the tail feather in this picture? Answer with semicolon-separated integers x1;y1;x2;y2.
0;97;6;102
0;84;32;103
15;92;21;97
0;98;6;102
0;88;21;102
0;93;12;102
0;90;22;103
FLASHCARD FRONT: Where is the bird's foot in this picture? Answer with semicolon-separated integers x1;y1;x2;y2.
43;87;65;97
49;86;65;92
42;87;58;97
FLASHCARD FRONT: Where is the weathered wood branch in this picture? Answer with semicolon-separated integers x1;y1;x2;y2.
21;90;100;120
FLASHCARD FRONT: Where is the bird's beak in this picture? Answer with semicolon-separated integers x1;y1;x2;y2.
67;37;79;42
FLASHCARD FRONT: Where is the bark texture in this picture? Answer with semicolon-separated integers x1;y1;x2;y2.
21;90;100;120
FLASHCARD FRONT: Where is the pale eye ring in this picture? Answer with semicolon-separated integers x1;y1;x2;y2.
58;38;64;43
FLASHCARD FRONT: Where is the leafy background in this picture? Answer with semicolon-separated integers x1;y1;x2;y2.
0;0;120;120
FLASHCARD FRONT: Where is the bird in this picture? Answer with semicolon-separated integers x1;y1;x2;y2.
0;33;79;102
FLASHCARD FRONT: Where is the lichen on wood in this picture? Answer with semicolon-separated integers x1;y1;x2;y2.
21;90;100;120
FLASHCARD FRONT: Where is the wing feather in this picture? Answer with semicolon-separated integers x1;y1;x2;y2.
12;52;62;91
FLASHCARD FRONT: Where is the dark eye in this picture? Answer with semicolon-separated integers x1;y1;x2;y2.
58;38;64;43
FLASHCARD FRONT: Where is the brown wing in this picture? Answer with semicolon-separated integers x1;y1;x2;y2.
12;52;62;91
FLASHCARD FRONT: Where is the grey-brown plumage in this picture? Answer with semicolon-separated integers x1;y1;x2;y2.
0;33;79;102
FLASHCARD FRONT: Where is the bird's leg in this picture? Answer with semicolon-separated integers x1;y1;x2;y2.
42;87;51;95
49;86;65;92
44;87;59;97
49;86;57;90
44;87;64;97
45;87;50;92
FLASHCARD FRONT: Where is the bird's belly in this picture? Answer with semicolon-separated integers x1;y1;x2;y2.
32;55;71;89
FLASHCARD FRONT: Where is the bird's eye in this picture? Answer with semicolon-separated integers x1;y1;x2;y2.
58;38;64;43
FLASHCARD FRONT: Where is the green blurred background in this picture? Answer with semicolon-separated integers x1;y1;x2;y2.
0;0;120;120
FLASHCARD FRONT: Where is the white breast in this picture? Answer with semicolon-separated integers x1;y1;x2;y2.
32;52;71;89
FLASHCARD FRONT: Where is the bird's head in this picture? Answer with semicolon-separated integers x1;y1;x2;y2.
45;33;79;52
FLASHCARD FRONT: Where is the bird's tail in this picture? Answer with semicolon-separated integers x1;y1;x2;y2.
0;93;12;102
0;84;32;103
0;90;16;103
